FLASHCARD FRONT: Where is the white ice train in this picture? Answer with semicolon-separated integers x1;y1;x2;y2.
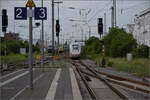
69;42;81;58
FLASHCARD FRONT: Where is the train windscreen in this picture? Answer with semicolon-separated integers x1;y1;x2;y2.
72;44;79;50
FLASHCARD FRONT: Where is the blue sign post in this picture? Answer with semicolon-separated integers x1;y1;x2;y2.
34;7;47;20
14;7;27;20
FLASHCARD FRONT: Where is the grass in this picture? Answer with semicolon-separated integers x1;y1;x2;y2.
85;54;150;77
1;54;28;64
0;53;40;64
49;61;66;68
106;57;149;77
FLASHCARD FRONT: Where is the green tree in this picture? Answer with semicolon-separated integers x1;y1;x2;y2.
104;27;137;57
104;28;122;56
110;33;136;57
82;36;102;56
24;41;29;53
7;40;19;54
33;45;40;53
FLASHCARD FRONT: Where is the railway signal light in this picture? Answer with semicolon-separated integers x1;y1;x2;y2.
56;20;60;37
98;18;103;35
2;27;6;32
2;9;8;32
2;9;8;27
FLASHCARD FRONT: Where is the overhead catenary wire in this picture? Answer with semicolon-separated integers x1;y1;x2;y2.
120;1;149;14
1;0;149;2
88;0;112;23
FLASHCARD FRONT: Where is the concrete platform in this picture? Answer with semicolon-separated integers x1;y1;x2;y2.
14;69;57;100
6;65;83;100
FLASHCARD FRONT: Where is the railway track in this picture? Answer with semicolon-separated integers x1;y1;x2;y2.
68;59;150;100
79;61;150;94
69;59;128;100
75;62;98;100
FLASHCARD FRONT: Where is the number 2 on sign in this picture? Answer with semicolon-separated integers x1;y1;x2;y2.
16;8;22;18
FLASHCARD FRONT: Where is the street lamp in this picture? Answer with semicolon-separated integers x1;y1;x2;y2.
68;7;75;10
69;18;86;22
20;22;41;28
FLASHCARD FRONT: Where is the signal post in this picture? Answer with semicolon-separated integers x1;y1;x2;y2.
2;9;8;69
98;18;105;67
26;0;36;89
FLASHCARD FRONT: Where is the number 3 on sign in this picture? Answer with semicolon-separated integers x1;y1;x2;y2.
35;7;47;20
39;8;45;18
14;7;27;20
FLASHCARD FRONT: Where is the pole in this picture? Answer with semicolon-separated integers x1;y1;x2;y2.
29;7;33;89
4;32;6;57
113;0;116;27
45;32;47;50
52;0;55;58
58;3;59;20
52;2;62;58
115;0;117;27
58;36;59;47
57;3;60;47
111;6;114;27
89;26;91;38
104;13;106;35
41;0;44;68
82;28;83;42
3;31;7;70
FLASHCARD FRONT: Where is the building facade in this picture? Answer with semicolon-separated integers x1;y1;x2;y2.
133;8;150;47
126;24;135;34
5;32;19;42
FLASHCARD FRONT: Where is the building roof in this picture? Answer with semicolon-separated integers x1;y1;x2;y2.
138;8;150;17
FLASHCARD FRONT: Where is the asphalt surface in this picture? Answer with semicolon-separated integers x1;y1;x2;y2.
15;69;57;100
1;68;45;100
0;69;27;82
0;61;84;100
0;68;25;76
0;66;75;100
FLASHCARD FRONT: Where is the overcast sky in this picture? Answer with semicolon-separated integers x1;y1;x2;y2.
0;0;150;45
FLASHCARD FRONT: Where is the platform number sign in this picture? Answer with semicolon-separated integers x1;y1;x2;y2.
14;7;47;20
34;7;47;20
14;7;27;20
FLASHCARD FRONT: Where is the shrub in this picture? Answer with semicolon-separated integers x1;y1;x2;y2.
24;54;28;58
107;61;114;67
133;45;149;58
0;40;40;56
